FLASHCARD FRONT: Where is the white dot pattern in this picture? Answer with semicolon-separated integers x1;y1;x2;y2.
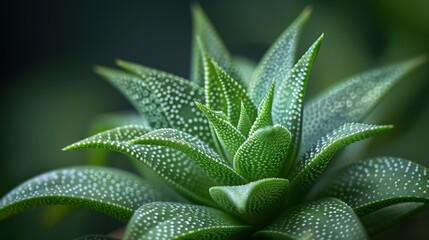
249;8;310;106
124;202;248;240
197;103;246;159
293;123;391;188
132;128;246;186
249;82;274;135
324;157;429;216
64;125;215;206
233;125;291;181
98;64;213;147
209;178;289;217
257;198;368;240
272;35;323;165
0;167;170;222
302;59;420;154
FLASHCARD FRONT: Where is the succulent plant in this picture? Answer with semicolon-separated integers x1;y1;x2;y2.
1;5;428;240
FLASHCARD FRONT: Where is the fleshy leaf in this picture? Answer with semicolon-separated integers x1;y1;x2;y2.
302;57;425;152
255;198;369;240
273;34;324;177
360;202;429;235
199;39;227;114
190;4;243;87
237;101;252;137
0;167;171;222
212;59;258;126
249;7;311;106
74;235;119;240
323;157;429;216
124;202;250;240
234;125;291;181
250;82;274;135
292;123;392;190
196;102;246;159
233;57;256;87
63;125;216;206
131;128;246;185
96;63;212;146
209;178;289;221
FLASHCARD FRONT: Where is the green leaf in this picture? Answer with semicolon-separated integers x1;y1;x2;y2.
199;39;227;114
249;7;311;106
96;63;213;146
237;101;252;137
124;202;250;240
196;102;246;159
209;178;289;221
301;57;425;152
234;125;291;181
190;4;243;87
64;125;216;206
233;57;256;88
0;167;171;222
323;157;429;216
131;128;247;186
250;82;274;135
292;123;392;191
255;198;369;240
74;235;120;240
273;34;324;177
211;58;258;126
360;202;429;235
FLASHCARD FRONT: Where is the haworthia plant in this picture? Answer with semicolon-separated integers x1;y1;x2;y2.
1;5;427;240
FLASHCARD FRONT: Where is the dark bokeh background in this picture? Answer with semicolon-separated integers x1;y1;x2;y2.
1;0;428;239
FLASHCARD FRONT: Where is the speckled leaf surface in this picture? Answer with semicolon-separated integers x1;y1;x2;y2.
272;35;323;177
131;128;246;186
196;102;246;159
0;167;171;222
211;59;257;125
292;123;392;190
124;202;250;240
249;7;311;106
74;235;119;240
234;125;291;181
301;57;425;152
255;198;369;240
360;202;429;235
190;4;243;87
250;82;274;135
237;101;252;137
323;157;429;216
209;178;289;219
64;125;215;206
96;62;212;146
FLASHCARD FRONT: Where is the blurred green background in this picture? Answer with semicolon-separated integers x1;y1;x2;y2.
1;0;428;239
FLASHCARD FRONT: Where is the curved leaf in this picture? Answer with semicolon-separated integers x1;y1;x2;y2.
131;128;247;186
234;125;291;181
292;123;392;190
323;157;429;216
96;63;213;146
209;178;289;221
360;202;429;235
255;198;368;240
124;202;250;240
191;3;243;87
249;7;311;106
237;101;252;137
272;34;323;177
212;58;257;125
64;125;216;206
302;57;425;152
196;102;246;159
249;82;274;135
0;167;171;222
